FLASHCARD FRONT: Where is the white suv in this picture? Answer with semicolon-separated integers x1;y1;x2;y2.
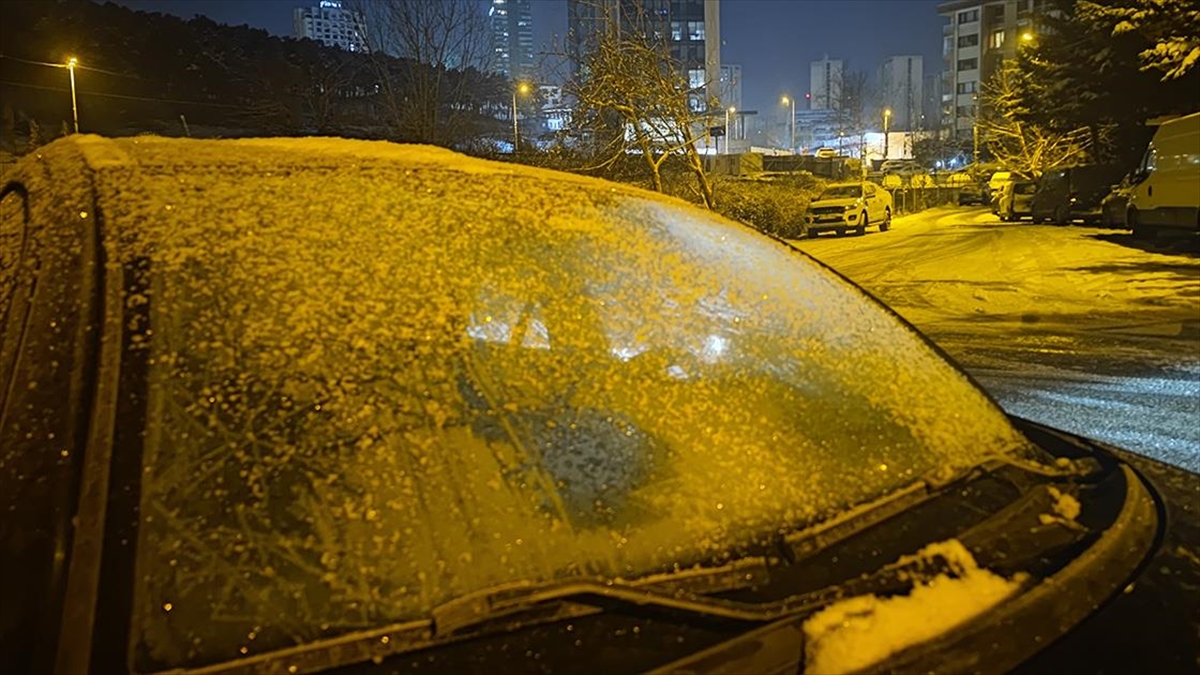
805;181;894;237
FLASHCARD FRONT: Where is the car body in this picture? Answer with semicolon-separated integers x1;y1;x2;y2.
2;136;1197;675
957;182;987;206
996;180;1039;221
1125;111;1200;239
985;170;1014;206
814;147;838;159
878;159;920;176
804;181;894;237
1100;176;1134;228
1030;163;1129;225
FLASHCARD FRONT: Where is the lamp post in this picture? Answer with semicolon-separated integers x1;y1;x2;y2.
512;82;530;152
882;108;892;160
725;106;736;154
781;95;795;153
66;56;79;134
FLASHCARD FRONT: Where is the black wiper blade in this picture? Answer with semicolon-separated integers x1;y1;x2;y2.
430;556;772;636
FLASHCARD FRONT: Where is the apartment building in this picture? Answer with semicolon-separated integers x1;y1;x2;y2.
293;0;366;53
810;56;843;111
879;56;924;131
490;0;535;80
566;0;722;111
938;0;1041;138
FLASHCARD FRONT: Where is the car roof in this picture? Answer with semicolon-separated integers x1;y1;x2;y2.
55;135;652;201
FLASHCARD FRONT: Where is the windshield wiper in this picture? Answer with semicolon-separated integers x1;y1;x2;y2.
430;555;773;636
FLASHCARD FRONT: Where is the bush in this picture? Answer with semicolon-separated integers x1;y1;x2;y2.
709;174;824;239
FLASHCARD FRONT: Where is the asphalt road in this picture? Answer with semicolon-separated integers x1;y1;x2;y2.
790;206;1200;472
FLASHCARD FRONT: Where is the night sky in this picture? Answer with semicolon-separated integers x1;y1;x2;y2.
114;0;944;115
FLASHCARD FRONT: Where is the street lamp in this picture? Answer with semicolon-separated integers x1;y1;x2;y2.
781;95;795;153
882;108;892;159
1021;31;1034;42
66;56;79;134
725;106;736;154
512;82;530;152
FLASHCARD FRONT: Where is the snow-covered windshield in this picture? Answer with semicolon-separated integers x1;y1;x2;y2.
817;184;862;200
90;138;1031;670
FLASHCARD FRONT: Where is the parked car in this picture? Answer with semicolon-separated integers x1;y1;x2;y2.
2;136;1197;675
1100;175;1135;228
1030;163;1129;225
879;159;920;176
1126;111;1200;239
957;182;987;206
804;180;894;237
985;170;1014;206
996;180;1039;221
814;147;838;158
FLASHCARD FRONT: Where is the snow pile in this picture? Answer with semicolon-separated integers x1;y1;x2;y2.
802;539;1026;675
1039;486;1082;526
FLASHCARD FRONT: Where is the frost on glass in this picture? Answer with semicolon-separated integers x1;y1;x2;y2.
92;138;1033;669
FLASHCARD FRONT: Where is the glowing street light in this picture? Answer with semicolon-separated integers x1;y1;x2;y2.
512;82;530;151
1021;31;1034;42
882;108;892;159
781;95;796;153
66;56;79;134
725;106;736;154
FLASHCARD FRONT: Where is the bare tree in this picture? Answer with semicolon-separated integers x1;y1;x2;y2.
564;2;716;208
978;61;1092;177
836;70;870;156
348;0;501;145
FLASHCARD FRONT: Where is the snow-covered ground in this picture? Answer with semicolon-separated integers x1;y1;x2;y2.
791;207;1200;471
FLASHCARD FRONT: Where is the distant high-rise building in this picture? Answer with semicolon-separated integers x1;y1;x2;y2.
938;0;1045;139
567;0;722;112
293;0;366;53
718;63;742;111
879;56;923;131
491;0;535;80
810;57;843;110
922;72;943;131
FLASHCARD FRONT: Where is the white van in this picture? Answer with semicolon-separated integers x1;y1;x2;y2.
1127;112;1200;239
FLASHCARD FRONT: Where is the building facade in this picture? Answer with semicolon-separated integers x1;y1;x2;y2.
566;0;722;112
293;0;366;52
922;71;943;131
879;56;924;132
809;57;843;110
490;0;535;81
938;0;1042;139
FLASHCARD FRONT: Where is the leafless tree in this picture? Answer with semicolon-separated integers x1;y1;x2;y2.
347;0;501;145
978;61;1092;177
564;1;716;208
836;70;871;157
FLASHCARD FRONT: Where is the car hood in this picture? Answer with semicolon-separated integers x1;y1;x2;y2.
1012;440;1200;674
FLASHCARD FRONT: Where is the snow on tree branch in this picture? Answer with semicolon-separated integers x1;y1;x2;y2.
1078;0;1200;80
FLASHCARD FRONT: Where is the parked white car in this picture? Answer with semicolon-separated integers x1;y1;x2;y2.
805;181;894;237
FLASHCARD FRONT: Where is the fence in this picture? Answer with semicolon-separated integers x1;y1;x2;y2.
885;186;962;215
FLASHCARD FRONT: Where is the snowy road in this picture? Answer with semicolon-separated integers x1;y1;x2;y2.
790;207;1200;472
